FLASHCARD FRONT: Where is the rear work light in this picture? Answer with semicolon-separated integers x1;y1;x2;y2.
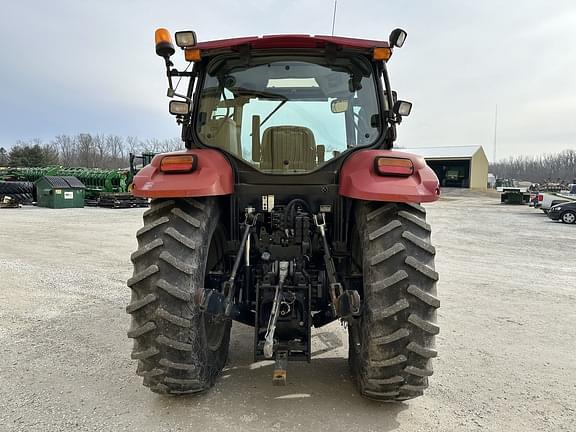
160;155;198;173
374;156;414;177
175;31;197;48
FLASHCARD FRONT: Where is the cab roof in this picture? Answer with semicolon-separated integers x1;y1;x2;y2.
196;34;390;52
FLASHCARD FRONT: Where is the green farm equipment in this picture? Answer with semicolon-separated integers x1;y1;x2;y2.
130;153;156;176
0;153;154;208
443;168;467;187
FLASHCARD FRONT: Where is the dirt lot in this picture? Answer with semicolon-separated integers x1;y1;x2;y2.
0;191;575;431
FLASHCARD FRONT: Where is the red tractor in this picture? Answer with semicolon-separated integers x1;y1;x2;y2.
127;28;440;401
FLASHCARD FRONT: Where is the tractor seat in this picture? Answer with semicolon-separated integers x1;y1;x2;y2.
199;118;241;156
260;126;317;171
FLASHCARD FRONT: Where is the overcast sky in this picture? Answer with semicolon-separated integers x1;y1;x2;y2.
1;0;575;160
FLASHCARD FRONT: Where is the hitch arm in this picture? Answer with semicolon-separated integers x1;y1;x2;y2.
223;212;257;316
314;213;343;312
195;212;257;318
314;213;360;320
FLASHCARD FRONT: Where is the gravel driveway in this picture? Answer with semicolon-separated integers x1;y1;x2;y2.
1;191;574;431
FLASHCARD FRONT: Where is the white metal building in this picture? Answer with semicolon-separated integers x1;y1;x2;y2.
398;145;489;190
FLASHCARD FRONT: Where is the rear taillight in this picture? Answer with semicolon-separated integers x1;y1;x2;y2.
160;155;197;173
374;157;414;177
538;194;543;201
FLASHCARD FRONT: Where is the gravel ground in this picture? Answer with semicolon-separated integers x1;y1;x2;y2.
0;191;575;431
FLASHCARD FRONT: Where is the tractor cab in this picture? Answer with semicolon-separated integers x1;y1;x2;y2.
154;31;413;174
196;54;381;173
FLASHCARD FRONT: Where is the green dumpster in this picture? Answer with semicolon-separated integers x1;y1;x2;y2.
35;176;85;209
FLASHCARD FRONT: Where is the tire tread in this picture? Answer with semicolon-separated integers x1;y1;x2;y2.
350;202;439;401
127;198;230;394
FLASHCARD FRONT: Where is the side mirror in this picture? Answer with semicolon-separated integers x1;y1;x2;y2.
155;28;175;59
330;99;349;113
389;28;407;48
393;100;412;117
175;31;197;48
169;100;190;115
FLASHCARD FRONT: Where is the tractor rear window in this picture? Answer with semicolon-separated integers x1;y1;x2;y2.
196;57;381;173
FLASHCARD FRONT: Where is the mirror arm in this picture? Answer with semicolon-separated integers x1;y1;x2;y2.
181;71;197;140
169;70;194;77
164;66;195;103
163;57;175;93
379;62;400;125
163;62;194;95
167;88;192;102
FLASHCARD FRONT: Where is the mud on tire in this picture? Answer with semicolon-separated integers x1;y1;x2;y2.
349;201;439;401
127;198;231;394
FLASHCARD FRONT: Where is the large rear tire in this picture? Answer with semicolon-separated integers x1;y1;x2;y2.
349;201;439;401
127;198;231;394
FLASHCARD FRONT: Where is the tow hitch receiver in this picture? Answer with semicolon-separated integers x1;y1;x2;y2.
273;350;288;386
254;260;312;378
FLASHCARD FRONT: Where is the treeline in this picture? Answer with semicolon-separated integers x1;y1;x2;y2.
490;149;576;184
2;137;575;183
0;134;183;169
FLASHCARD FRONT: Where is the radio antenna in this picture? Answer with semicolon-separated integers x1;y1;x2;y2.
493;104;498;163
331;0;338;35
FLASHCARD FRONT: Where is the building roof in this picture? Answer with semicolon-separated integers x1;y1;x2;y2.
395;145;484;160
37;176;85;189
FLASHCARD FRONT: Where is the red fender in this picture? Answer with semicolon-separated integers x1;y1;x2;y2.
132;149;234;198
339;149;440;203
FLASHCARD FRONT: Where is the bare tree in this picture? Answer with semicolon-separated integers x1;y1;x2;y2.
53;135;75;166
491;149;576;184
6;134;183;169
105;135;125;168
76;133;96;167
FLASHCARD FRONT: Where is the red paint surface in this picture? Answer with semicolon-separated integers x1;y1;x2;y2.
132;149;233;198
196;35;389;52
339;150;440;203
